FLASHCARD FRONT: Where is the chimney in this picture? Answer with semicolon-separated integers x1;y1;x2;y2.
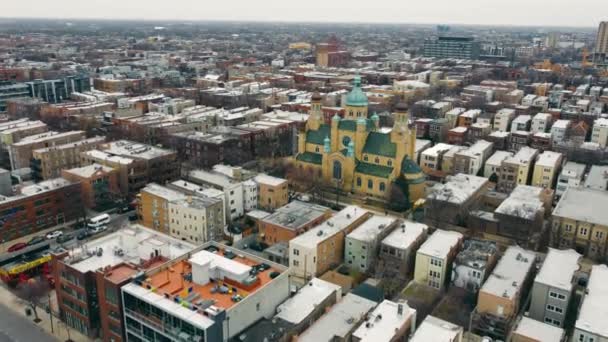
397;302;403;315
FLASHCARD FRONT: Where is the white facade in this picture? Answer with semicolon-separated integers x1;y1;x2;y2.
420;143;454;171
511;115;532;132
551;119;571;145
556;162;586;197
493;108;516;132
591;118;608;148
573;264;608;342
484;151;513;178
531;113;552;133
242;179;258;211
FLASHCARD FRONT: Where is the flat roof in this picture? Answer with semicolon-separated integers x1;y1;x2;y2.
552;119;571;129
535;151;562;167
83;149;134;165
189;169;237;189
495;185;545;220
535;248;580;292
33;136;105;154
19;178;72;196
102;140;174;160
410;315;462;342
275;277;340;324
64;224;195;273
347;215;397;243
480;246;534;301
298;293;377;342
381;220;427;251
428;173;488;204
63;163;114;178
262;201;330;231
553;187;608;226
422;143;454;157
584;165;608;191
576;264;608;337
254;174;286;187
505;147;538;165
142;183;186;202
12;130;84;146
486;150;513;166
290;206;369;249
352;300;416;342
417;229;462;259
514;317;564;341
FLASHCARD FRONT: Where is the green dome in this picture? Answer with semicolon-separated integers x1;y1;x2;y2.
332;113;341;121
401;156;422;174
346;76;368;107
357;117;367;125
371;112;379;121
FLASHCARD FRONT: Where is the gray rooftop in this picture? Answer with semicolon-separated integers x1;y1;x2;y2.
262;201;330;231
553;187;608;226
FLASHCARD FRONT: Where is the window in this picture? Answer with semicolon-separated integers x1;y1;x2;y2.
549;291;566;300
595;231;604;240
364;155;368;161
565;224;573;232
368;179;373;189
356;177;361;187
387;160;392;166
315;147;320;153
333;161;342;180
375;157;380;163
293;249;300;256
580;228;588;236
379;182;386;192
293;260;299;266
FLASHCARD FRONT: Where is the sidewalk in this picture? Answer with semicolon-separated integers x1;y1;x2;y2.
0;285;91;342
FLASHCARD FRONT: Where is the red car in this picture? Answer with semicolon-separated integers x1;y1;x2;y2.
7;242;27;253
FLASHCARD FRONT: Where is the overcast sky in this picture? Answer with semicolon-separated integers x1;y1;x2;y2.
3;0;607;27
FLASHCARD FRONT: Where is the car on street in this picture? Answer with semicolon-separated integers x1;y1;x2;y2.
56;233;74;244
45;230;63;240
7;242;27;253
26;236;46;246
76;230;89;240
128;214;138;222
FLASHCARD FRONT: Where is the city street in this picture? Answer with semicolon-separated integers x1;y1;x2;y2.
0;302;56;342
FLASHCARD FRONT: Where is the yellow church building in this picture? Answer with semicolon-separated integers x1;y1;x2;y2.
295;76;425;206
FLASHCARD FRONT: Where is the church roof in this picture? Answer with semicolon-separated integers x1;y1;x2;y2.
338;119;374;132
296;152;323;165
355;161;393;178
401;156;422;174
306;124;331;145
362;132;396;158
346;76;368;107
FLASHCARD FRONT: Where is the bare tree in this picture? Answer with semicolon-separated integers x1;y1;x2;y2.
16;278;50;323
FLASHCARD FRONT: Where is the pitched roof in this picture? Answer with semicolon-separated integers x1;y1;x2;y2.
296;152;323;165
401;156;422;174
355;161;393;178
363;132;396;157
306;124;330;145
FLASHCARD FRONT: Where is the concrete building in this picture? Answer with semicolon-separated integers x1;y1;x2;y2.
289;205;371;280
451;239;498;293
573;264;608;342
591;117;608;148
510;316;565;342
188;169;246;221
9;130;86;170
254;174;288;211
344;215;399;274
31;136;105;180
458;109;481;128
420;143;454;174
594;21;608;55
484;151;513;179
410;315;463;342
61;164;120;209
0;120;48;146
511;115;532;133
259;200;331;245
497;147;538;193
0;178;82;241
584;165;608;191
531;113;552;133
377;220;428;282
426;174;489;226
423;36;480;60
351;300;417;342
555;161;586;198
532;151;563;189
529;248;581;328
138;183;186;235
494;185;552;243
494;108;516;132
168;195;225;244
550;119;571;146
474;246;535;340
234;277;342;342
121;242;290;342
298;293;377;342
52;225;196;340
414;229;463;290
0;168;11;196
453;140;493;176
445;107;466;128
553;187;608;261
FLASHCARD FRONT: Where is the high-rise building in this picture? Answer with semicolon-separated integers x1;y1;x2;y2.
423;36;481;60
594;21;608;55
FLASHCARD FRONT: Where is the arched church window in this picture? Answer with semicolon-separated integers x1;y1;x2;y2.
380;182;386;192
387;160;393;167
333;161;342;180
367;179;373;189
356;177;361;187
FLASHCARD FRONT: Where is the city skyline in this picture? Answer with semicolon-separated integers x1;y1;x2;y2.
2;0;607;27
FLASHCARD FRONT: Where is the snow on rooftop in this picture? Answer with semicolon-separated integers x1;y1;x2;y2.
450;126;468;133
535;151;562;167
64;163;114;178
352;300;416;342
290;206;369;249
514;317;564;342
446;107;466;116
410;315;462;342
254;174;286;187
489;130;510;138
20;178;72;196
553;187;608;226
594;117;608;128
298;293;377;342
552;119;571;129
495;185;545;220
576;264;608;338
142;183;186;202
486;151;513;166
480;246;534;301
422;143;454;157
382;220;428;251
417;229;462;259
275;278;340;324
103;140;174;160
347;215;397;243
428;173;488;204
506;147;538;165
535;248;580;291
